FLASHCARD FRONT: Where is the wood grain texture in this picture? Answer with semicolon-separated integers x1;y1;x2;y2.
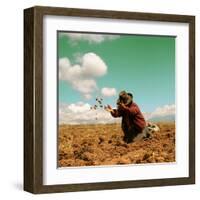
24;6;195;194
24;7;35;193
33;6;195;22
189;16;195;183
24;7;44;193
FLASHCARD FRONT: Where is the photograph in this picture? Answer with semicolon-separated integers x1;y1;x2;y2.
24;6;195;193
58;32;176;167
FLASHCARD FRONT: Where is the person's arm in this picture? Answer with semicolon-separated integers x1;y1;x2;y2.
118;103;136;116
111;109;122;118
105;105;122;117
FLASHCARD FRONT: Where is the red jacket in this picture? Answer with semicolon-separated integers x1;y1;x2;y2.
111;102;146;133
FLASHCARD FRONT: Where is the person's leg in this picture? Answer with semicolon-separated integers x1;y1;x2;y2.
122;128;136;143
123;132;129;143
126;127;140;143
126;135;134;143
123;137;128;143
123;130;130;143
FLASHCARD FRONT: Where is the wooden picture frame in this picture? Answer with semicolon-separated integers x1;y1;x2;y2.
24;6;195;194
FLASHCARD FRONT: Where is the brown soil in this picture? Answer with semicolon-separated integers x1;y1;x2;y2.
58;122;175;167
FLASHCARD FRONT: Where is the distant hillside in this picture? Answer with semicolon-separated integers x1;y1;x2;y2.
148;115;175;122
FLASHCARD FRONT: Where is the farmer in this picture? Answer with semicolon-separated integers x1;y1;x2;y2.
105;91;146;143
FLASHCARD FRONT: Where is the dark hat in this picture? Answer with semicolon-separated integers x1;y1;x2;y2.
117;91;133;106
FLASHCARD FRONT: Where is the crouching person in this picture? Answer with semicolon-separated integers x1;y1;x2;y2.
105;91;146;143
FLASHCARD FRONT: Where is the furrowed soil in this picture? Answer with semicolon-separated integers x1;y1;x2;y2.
58;122;175;167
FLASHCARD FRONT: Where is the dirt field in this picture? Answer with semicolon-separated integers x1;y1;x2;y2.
58;122;175;167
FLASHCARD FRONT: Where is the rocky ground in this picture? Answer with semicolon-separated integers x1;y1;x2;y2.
58;122;175;167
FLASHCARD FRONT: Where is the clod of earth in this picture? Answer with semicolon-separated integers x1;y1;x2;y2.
58;122;175;167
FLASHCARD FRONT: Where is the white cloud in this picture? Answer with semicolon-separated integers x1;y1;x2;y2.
101;87;117;97
152;104;175;117
59;52;107;98
72;79;97;94
144;104;175;120
59;102;120;125
73;52;83;63
82;53;107;77
59;103;175;125
68;102;91;113
60;32;120;44
83;94;92;100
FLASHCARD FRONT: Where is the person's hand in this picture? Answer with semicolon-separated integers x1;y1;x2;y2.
118;102;127;110
104;105;113;113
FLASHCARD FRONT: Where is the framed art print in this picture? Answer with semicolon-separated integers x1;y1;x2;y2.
24;6;195;194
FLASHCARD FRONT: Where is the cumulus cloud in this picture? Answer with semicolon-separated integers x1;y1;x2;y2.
60;32;120;44
59;102;175;125
81;53;107;77
144;104;175;120
83;94;92;100
59;52;107;98
59;102;120;125
101;87;117;97
68;102;91;113
151;104;175;117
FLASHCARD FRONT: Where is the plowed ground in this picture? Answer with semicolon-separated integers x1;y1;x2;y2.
58;122;175;167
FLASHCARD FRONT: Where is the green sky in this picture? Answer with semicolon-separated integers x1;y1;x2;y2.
58;32;175;113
